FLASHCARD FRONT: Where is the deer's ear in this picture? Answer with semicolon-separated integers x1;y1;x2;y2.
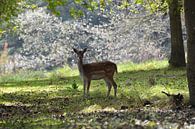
73;48;78;53
83;48;87;53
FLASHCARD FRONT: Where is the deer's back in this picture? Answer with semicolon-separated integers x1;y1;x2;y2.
83;61;117;79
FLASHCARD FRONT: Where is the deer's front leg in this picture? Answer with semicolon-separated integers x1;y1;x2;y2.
83;79;87;97
86;80;91;96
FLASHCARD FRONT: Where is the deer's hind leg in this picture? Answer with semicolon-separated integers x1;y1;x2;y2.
104;78;112;97
111;78;117;97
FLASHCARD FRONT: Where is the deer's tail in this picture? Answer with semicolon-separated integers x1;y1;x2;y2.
114;64;118;74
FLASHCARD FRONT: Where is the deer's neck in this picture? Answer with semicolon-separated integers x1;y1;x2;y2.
77;59;84;77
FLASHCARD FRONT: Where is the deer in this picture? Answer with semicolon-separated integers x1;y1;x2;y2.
73;48;118;97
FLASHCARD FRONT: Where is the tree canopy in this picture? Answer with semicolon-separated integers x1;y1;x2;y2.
0;0;170;23
0;0;22;22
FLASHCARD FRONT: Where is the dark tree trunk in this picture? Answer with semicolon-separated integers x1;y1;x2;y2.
169;0;186;67
184;0;195;106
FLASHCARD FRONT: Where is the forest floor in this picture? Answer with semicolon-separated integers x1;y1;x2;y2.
0;60;194;129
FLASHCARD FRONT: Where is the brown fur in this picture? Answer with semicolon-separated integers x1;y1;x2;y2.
73;48;118;97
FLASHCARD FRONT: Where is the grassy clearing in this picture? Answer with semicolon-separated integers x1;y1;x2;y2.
0;60;188;128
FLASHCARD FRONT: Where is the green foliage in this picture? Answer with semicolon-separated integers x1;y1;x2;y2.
0;28;6;37
45;0;68;16
72;80;79;90
133;0;169;13
99;0;106;11
75;0;83;4
0;0;39;37
118;0;131;10
0;0;22;22
0;0;23;36
135;0;144;5
23;3;38;10
69;7;84;18
75;0;99;12
41;0;170;18
146;0;169;13
0;0;170;27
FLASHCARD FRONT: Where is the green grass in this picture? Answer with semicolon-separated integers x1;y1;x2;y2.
0;60;188;128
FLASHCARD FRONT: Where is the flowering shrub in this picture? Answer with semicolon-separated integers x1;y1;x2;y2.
1;6;172;71
16;8;72;70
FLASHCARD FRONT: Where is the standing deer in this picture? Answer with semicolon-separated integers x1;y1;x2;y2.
73;48;118;97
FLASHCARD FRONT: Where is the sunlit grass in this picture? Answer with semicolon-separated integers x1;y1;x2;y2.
0;70;46;82
46;65;79;78
0;85;63;94
118;60;168;73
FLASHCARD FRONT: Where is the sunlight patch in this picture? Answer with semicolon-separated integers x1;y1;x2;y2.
81;104;102;113
81;105;118;113
0;101;32;107
102;107;117;112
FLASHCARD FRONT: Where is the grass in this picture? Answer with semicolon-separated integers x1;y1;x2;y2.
0;60;188;128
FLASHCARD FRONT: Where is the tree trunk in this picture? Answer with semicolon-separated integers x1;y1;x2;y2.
184;0;195;106
169;0;186;67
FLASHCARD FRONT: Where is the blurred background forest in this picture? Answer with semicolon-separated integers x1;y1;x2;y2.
0;0;186;72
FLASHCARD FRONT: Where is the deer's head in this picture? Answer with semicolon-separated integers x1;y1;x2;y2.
73;48;87;60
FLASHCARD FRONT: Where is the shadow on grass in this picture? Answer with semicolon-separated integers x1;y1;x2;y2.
0;66;187;128
0;89;133;128
0;89;190;129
